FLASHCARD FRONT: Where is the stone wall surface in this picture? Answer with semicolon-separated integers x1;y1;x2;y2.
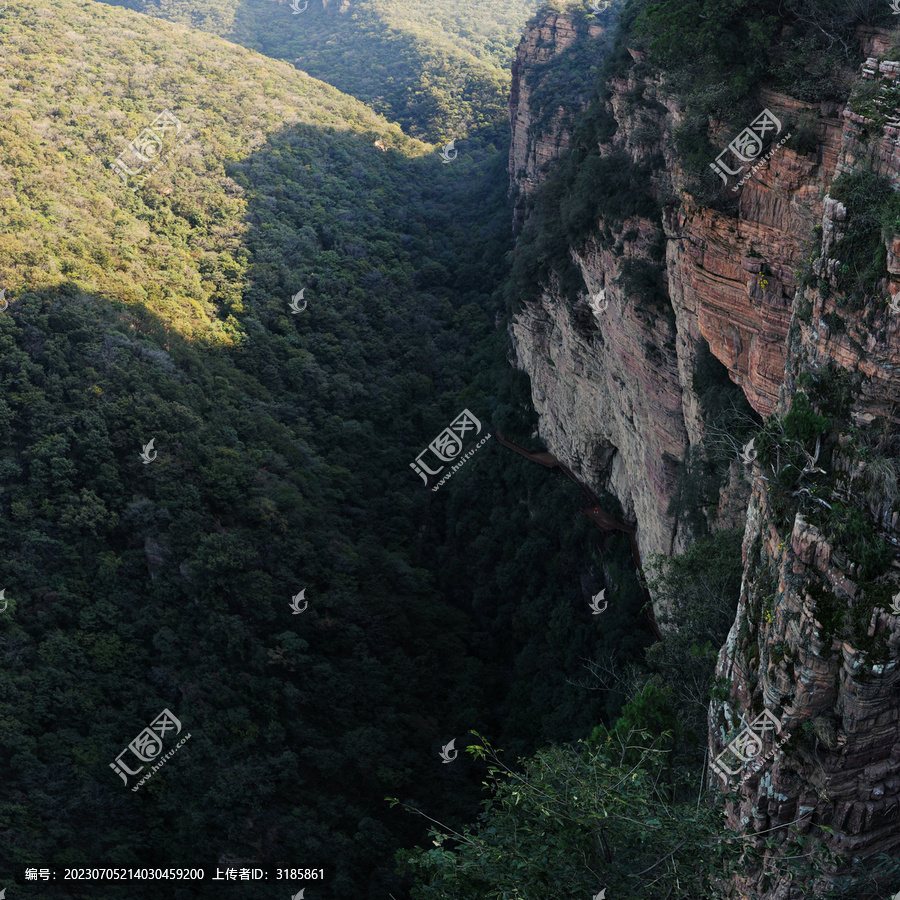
509;12;900;896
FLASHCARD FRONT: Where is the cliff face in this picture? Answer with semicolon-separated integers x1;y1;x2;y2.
508;11;604;228
511;231;689;562
710;40;900;898
509;9;900;897
509;11;815;567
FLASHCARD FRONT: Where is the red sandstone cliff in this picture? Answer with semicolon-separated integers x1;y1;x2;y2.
509;8;900;897
709;39;900;899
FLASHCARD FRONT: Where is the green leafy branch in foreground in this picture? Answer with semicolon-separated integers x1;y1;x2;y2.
390;724;750;899
390;705;853;899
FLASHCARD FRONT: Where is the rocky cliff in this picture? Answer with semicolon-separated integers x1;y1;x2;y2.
710;37;900;899
508;8;606;228
509;5;771;570
509;7;900;897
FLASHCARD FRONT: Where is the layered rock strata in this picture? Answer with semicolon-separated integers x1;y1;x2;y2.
509;9;900;895
711;47;900;898
509;11;839;568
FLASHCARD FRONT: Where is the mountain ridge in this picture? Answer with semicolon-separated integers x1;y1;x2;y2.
92;0;544;140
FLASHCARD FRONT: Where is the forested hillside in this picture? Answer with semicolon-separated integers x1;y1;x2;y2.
94;0;543;140
0;1;651;897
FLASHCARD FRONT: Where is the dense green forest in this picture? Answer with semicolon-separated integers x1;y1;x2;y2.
0;1;657;898
93;0;543;141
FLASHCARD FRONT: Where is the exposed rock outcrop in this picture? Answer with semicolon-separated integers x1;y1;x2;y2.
509;8;828;569
508;7;900;896
710;48;900;898
511;234;688;563
508;10;604;228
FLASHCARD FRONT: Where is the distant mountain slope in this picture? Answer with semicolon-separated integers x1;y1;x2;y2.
1;0;429;344
94;0;542;139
